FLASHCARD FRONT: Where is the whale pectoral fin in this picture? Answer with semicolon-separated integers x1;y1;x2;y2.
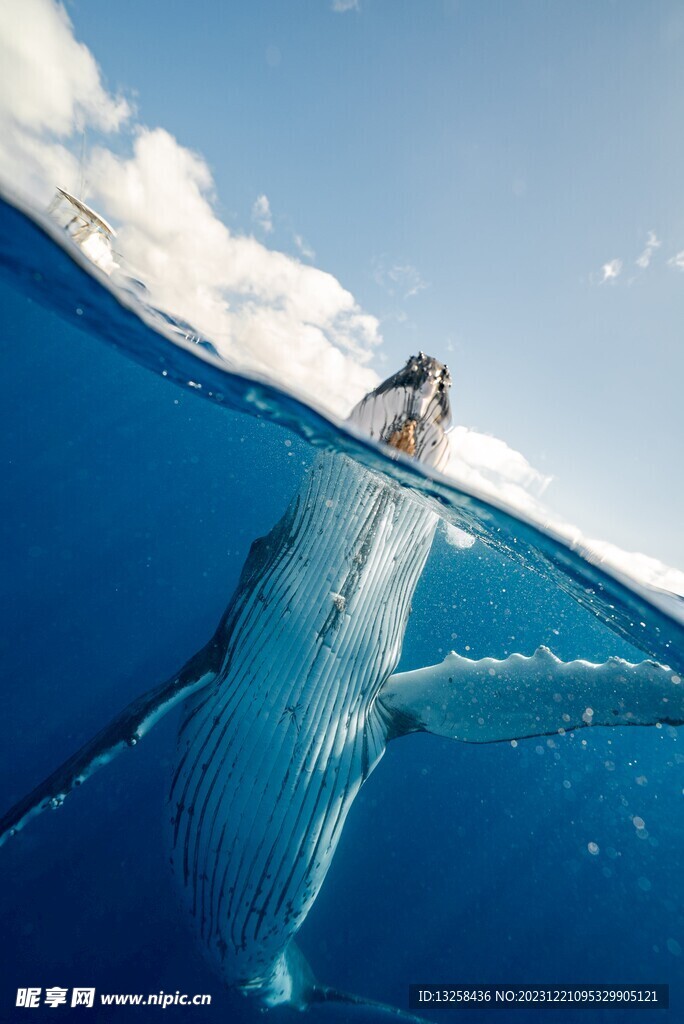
0;639;221;847
378;647;683;743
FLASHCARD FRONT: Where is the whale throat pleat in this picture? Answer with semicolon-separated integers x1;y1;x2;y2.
170;454;438;991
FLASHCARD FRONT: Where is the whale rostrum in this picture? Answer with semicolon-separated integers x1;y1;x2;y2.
1;353;681;1015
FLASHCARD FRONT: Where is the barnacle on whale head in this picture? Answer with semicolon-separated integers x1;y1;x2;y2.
347;352;452;470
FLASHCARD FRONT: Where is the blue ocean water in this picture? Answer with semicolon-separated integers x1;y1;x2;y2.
0;192;681;1024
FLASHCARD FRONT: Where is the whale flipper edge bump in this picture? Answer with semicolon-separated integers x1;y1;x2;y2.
378;646;683;743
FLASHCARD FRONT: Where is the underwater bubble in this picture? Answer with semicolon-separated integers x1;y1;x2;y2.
635;775;648;786
587;842;600;855
632;816;645;829
563;780;572;789
637;876;652;892
666;939;682;957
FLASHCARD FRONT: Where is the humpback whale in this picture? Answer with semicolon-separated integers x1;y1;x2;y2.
1;353;682;1014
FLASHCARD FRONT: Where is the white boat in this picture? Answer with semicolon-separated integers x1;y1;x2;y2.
47;187;118;275
45;187;214;353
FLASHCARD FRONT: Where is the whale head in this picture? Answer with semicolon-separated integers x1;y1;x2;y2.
348;352;452;471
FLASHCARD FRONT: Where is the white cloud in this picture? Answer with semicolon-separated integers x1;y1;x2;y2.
0;0;130;200
294;233;316;261
0;0;130;137
252;193;273;234
600;258;622;283
579;539;684;599
441;429;684;598
667;250;684;271
374;259;428;300
635;230;661;269
332;0;360;11
391;264;428;299
89;128;381;412
445;426;552;518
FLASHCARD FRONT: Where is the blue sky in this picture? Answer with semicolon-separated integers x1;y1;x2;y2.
2;0;683;571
